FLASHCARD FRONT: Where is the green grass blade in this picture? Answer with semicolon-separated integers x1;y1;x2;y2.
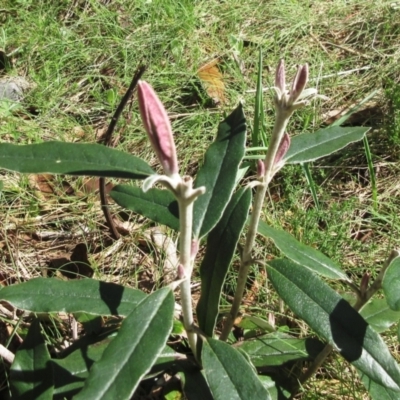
363;135;377;209
301;162;320;210
331;90;378;127
252;48;263;147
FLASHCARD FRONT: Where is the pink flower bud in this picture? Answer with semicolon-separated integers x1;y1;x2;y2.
177;264;186;279
275;59;286;93
289;64;309;104
273;133;290;167
257;159;265;178
137;81;178;176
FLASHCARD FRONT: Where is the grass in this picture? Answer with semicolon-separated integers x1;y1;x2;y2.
1;0;400;398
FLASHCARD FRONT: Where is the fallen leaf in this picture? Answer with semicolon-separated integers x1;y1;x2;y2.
197;58;226;106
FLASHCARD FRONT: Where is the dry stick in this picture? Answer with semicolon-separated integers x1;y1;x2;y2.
99;65;147;240
296;249;400;393
0;344;14;364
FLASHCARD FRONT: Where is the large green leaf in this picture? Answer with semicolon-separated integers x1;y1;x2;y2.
360;298;400;333
258;221;348;280
237;332;324;367
52;332;116;399
193;103;246;238
10;319;53;400
258;376;291;400
110;185;179;231
202;338;271;400
53;333;176;399
267;259;400;391
0;278;146;316
0;142;154;179
178;363;213;400
383;257;400;311
283;126;370;164
360;371;400;400
196;188;251;337
74;287;174;400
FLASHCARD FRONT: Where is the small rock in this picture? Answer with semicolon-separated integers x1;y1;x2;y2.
0;77;31;102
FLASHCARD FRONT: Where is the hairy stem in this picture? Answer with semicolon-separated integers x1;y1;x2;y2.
220;108;290;341
178;180;197;355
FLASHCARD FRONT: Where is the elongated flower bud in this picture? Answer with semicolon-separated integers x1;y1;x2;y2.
257;159;265;179
273;133;290;167
137;81;179;176
275;59;286;93
289;64;309;104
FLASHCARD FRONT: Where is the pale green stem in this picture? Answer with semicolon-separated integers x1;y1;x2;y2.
220;107;292;341
177;183;197;355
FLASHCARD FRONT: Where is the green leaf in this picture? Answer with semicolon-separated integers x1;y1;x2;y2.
267;259;400;391
110;185;179;231
178;363;213;400
74;287;174;400
258;376;291;400
258;221;348;280
202;338;271;400
283;126;370;164
52;332;116;398
53;334;176;399
383;257;400;311
197;188;251;337
0;142;154;179
237;332;324;367
360;298;400;333
360;371;400;400
237;314;275;333
0;278;146;316
193;103;246;238
10;319;53;400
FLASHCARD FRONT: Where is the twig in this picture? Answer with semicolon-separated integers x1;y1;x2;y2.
99;65;146;240
0;344;14;364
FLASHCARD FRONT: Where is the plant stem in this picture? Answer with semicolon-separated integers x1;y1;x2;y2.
177;179;197;355
220;108;290;341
